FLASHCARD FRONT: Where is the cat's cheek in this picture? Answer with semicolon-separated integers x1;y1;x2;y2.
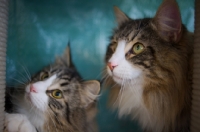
112;75;124;84
114;61;143;82
106;65;125;84
129;67;143;79
30;93;48;111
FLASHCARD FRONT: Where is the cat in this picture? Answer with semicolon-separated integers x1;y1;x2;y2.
104;0;193;132
4;45;100;132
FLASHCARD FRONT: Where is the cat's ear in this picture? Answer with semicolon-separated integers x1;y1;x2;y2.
152;0;182;42
56;42;75;67
64;42;74;67
81;80;100;108
114;6;129;26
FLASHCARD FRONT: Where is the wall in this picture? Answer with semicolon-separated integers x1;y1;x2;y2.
6;0;194;131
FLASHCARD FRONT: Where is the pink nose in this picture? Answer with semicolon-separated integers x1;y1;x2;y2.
107;62;118;72
30;84;37;93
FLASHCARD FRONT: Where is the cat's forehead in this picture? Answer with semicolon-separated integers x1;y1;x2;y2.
47;77;79;91
44;65;77;76
111;19;160;51
113;19;151;41
32;65;80;83
38;69;81;97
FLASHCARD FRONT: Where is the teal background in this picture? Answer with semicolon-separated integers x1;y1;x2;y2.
6;0;194;131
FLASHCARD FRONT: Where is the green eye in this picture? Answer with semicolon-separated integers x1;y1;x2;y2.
52;90;63;99
41;72;49;80
133;43;145;54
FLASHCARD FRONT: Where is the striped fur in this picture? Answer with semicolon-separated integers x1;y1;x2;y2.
5;46;100;132
104;0;193;132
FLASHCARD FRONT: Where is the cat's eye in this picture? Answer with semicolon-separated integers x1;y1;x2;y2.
52;90;63;99
132;43;145;54
41;72;49;80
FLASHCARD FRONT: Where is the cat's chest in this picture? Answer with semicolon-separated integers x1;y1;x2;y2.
28;111;45;131
114;83;149;119
17;105;45;131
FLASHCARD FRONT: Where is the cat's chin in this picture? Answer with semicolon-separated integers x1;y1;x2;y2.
112;75;126;85
111;73;143;85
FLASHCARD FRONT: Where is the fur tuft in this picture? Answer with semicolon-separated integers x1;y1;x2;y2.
104;0;193;131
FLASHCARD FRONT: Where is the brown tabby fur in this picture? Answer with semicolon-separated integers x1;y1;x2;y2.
104;0;193;131
5;46;100;132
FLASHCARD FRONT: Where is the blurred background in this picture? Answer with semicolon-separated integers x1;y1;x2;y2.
6;0;194;131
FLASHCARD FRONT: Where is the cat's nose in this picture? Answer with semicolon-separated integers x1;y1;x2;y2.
107;62;118;72
30;84;37;93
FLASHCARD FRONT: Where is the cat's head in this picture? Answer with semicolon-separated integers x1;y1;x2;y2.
24;45;100;130
105;0;186;85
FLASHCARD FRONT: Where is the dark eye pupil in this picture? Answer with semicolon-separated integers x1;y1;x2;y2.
55;91;60;96
137;45;140;50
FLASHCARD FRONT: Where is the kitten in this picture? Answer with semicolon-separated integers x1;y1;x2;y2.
5;46;100;132
104;0;193;132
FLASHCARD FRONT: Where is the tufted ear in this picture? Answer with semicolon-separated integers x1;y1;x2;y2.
114;6;130;26
55;42;75;68
153;0;182;42
64;42;74;67
81;80;100;108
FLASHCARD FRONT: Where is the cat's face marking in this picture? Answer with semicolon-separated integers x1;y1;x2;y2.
105;1;192;131
25;74;57;111
9;46;100;132
107;41;143;84
106;18;164;86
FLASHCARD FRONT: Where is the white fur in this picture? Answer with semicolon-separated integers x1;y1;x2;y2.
11;74;57;131
5;113;37;132
25;74;57;112
108;40;152;129
108;40;142;84
16;104;46;131
113;82;152;130
109;40;126;65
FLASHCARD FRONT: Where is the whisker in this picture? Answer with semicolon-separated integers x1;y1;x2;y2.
112;84;120;107
101;73;109;81
6;86;25;89
10;77;26;85
25;95;35;112
110;83;118;89
17;62;31;82
94;71;104;79
118;74;126;107
35;98;59;132
33;98;58;132
101;74;111;86
127;81;135;95
22;64;32;82
112;75;125;107
16;70;29;83
95;68;108;79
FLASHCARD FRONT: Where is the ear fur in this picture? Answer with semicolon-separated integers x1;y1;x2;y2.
64;42;74;67
152;0;182;42
114;6;130;26
81;80;100;108
55;42;75;67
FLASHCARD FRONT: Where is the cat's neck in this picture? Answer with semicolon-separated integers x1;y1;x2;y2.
110;76;145;115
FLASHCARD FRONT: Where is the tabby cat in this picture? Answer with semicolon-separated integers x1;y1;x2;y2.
104;0;193;131
5;46;100;132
